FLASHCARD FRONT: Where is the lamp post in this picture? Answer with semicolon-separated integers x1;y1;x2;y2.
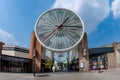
0;55;1;72
98;56;101;73
33;49;36;77
67;58;69;71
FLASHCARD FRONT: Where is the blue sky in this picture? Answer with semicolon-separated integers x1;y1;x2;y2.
0;0;120;48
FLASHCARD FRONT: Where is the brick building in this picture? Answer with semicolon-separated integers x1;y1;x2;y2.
1;34;120;73
29;32;89;72
89;42;120;70
0;42;5;53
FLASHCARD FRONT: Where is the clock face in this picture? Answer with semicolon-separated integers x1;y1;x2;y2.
35;8;84;52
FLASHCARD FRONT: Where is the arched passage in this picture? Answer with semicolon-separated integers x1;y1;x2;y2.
29;32;89;73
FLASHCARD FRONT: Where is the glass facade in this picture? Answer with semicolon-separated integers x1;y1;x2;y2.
0;54;32;73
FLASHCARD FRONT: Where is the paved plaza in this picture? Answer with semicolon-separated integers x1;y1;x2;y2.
1;68;120;80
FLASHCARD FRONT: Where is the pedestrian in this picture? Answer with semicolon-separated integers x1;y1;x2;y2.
52;66;55;72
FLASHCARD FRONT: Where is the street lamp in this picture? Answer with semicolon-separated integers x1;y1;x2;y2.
33;49;36;77
98;56;101;73
67;58;69;70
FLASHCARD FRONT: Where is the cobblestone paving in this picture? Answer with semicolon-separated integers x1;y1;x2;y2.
1;68;120;80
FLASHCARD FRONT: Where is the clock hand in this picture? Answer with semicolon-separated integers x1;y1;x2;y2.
42;26;58;42
62;26;82;28
56;26;82;28
42;17;69;42
57;17;69;29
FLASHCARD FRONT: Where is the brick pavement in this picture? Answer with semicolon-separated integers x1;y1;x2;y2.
1;68;120;80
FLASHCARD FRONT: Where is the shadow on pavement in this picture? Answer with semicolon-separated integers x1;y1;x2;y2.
35;74;50;77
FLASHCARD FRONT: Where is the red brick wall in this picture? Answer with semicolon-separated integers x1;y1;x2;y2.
78;33;89;72
29;32;36;59
0;42;5;54
35;40;42;72
29;32;42;73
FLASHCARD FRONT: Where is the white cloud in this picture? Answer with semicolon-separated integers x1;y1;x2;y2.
0;29;18;45
52;0;110;34
119;24;120;27
111;0;120;19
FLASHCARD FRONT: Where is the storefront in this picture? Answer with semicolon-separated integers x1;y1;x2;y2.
89;47;114;70
69;58;79;71
0;54;32;73
89;54;108;70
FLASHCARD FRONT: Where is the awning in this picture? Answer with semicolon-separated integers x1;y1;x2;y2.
89;47;114;55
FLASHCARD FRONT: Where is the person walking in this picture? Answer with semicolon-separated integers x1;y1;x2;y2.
52;66;55;72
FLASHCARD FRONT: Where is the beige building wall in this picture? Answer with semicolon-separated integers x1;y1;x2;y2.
2;49;29;58
2;50;15;56
14;51;29;58
113;43;120;67
106;42;120;69
107;52;116;69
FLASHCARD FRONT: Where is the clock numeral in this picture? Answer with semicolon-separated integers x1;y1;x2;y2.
49;12;54;16
68;28;78;32
39;33;45;40
58;43;62;49
67;31;80;42
74;18;80;23
45;39;52;47
65;32;76;44
58;10;63;14
44;14;56;25
40;17;53;26
41;17;46;21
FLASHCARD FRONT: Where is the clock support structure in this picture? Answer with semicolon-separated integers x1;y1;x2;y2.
29;32;89;73
29;32;42;73
78;33;89;72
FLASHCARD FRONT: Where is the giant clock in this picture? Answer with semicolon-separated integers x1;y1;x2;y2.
35;8;84;52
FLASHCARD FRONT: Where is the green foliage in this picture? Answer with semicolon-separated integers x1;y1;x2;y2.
57;62;68;68
45;59;53;69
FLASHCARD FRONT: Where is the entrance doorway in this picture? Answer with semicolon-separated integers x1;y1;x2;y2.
40;48;79;72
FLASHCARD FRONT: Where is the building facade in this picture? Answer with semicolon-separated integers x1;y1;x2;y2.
2;45;29;58
1;35;120;73
0;44;32;73
89;42;120;70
